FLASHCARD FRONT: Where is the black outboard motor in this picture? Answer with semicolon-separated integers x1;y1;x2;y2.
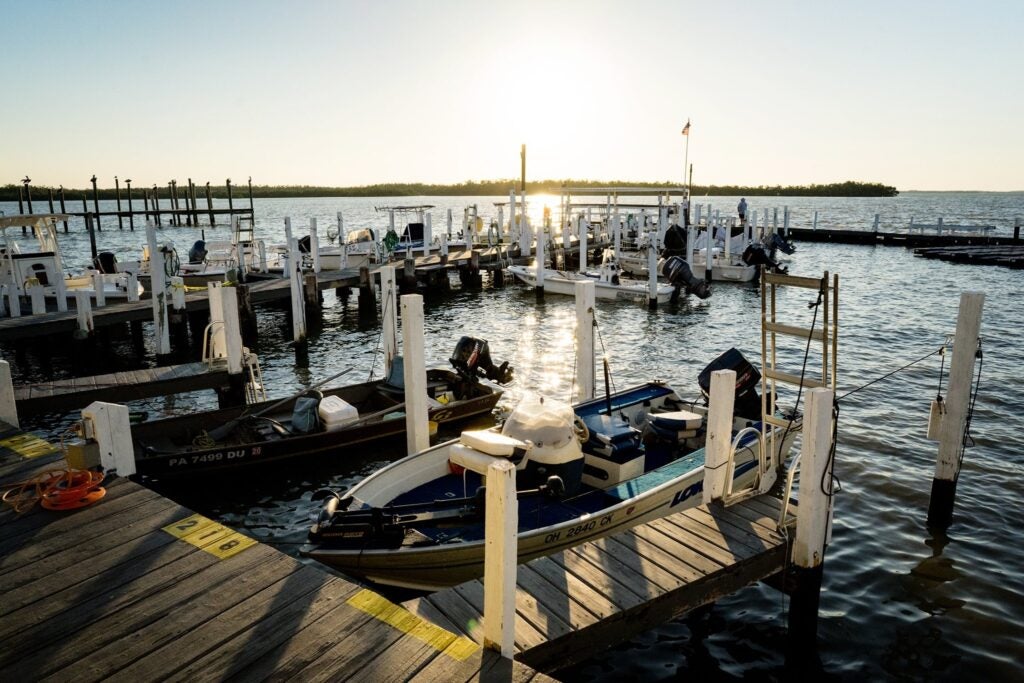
767;232;796;256
450;337;514;384
662;223;687;256
297;235;312;253
188;240;208;264
661;256;712;299
741;243;787;274
93;251;118;274
697;348;763;421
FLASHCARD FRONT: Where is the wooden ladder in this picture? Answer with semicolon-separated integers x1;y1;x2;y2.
760;271;839;460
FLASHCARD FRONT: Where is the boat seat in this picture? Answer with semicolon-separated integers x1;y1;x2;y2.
582;413;642;463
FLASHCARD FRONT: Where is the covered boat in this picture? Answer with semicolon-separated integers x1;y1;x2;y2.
131;337;512;479
302;349;797;590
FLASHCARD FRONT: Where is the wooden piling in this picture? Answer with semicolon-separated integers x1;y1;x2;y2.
702;370;736;504
574;280;595;403
153;185;161;225
91;175;101;230
401;294;430;455
358;266;376;320
85;213;99;263
190;179;200;227
226;178;234;212
115;177;124;229
206;182;215;226
402;258;417;293
59;186;69;232
236;284;258;347
125;179;134;230
0;360;18;429
381;266;398;379
928;292;984;528
17;183;24;215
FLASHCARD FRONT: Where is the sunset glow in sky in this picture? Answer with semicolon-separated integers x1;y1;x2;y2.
3;0;1021;191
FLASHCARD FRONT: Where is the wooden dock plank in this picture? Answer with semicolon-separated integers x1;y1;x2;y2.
555;542;659;602
521;557;621;621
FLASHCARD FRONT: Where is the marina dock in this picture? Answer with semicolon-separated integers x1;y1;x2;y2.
0;426;552;682
405;496;794;672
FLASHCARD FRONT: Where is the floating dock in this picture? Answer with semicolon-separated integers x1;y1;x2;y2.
913;244;1024;269
405;495;794;672
0;427;552;682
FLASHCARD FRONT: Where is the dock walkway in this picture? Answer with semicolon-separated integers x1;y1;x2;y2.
406;496;794;673
0;424;550;682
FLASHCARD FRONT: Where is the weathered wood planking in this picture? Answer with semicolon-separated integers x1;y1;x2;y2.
406;496;794;673
914;244;1024;268
0;446;551;682
13;362;232;417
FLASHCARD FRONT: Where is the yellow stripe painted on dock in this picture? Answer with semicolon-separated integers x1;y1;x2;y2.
347;589;479;661
163;513;257;559
0;433;60;459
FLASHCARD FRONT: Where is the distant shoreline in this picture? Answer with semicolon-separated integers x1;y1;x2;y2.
0;179;899;202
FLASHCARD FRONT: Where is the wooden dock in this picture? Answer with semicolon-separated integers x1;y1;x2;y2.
13;362;233;417
405;496;795;673
786;226;1020;248
0;425;552;682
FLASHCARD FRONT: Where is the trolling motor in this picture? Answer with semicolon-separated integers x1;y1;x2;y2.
450;337;514;384
661;256;712;300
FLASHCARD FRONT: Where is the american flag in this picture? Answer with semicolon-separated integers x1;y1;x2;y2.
681;120;691;136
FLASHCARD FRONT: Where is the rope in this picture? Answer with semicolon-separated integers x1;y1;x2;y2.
955;343;983;483
2;468;106;514
838;345;944;402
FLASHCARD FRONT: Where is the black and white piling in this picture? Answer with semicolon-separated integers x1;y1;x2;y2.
928;291;985;528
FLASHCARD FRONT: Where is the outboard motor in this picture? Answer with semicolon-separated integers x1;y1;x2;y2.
767;232;796;256
697;348;763;421
450;337;514;384
741;243;787;274
501;396;583;496
297;235;312;253
93;251;118;274
188;240;208;264
661;255;712;299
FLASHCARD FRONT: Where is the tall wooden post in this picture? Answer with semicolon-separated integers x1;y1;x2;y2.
85;213;99;263
153;185;161;225
115;176;123;229
702;369;737;504
23;177;33;214
125;179;134;231
928;292;984;528
146;224;171;356
58;186;69;232
358;266;376;320
574;280;595;403
401;294;430;455
206;181;215;226
90;175;101;231
17;183;24;215
0;360;18;429
226;178;234;212
381;266;398;379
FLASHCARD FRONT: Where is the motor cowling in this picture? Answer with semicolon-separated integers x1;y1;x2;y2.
661;256;712;299
697;348;763;421
450;336;514;384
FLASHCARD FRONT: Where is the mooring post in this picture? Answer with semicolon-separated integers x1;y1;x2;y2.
208;282;226;359
7;286;20;318
0;360;18;428
74;290;94;340
685;220;695;267
579;217;589;272
358;266;376;320
152;185;161;225
90;175;101;231
169;275;187;341
91;272;106;308
84;212;99;263
146;224;171;356
59;186;69;232
647;241;659;310
216;285;247;406
613;211;622;260
937;216;944;234
28;281;45;315
483;457;517;658
17;183;24;216
783;206;791;236
338;212;348;268
310;217;321;273
423;213;432;258
381;266;398;379
574;280;595;402
772;207;778;233
234;284;258;346
703;220;714;283
873;213;880;233
401;294;430;455
126;271;140;303
702;369;737;504
813;210;819;231
788;387;835;653
535;218;546;298
1012;216;1021;241
928;291;985;528
402;258;416;293
519;192;531;257
205;181;215;226
0;285;6;317
124;179;133;231
288;236;307;345
115;176;123;230
439;231;449;260
226;178;234;213
82;401;135;477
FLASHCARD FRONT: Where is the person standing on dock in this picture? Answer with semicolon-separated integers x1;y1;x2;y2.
737;198;748;223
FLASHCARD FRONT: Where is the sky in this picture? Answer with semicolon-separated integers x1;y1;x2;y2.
2;0;1021;191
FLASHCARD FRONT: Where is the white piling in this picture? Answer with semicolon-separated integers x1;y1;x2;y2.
424;213;433;257
0;360;18;428
74;290;94;338
788;387;835;646
873;214;880;233
128;272;140;302
724;218;732;260
813;210;819;231
27;281;45;315
783;206;791;236
702;369;736;505
703;224;713;282
82;401;135;477
613;212;622;260
91;272;106;308
220;286;244;375
519;191;530;256
53;273;68;313
535;221;546;294
562;216;571;251
937;216;944;234
793;387;835;568
579;218;589;272
509;190;517;247
381;266;399;378
773;207;778;232
685;222;695;267
207;282;226;360
439;232;449;257
574;280;595;402
310;217;321;273
170;276;186;312
401;294;430;455
647;242;659;309
694;204;702;228
6;286;18;318
495;206;503;243
929;291;984;527
0;284;7;317
748;210;757;243
146;224;170;355
482;457;518;658
288;236;306;343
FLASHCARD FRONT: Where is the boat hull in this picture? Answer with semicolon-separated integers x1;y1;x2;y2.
507;265;673;303
131;370;502;479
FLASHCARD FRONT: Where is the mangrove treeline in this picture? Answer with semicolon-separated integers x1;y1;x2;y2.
1;179;898;202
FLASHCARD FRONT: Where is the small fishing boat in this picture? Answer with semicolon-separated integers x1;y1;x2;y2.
0;214;144;305
302;349;797;590
131;337;512;479
507;253;710;303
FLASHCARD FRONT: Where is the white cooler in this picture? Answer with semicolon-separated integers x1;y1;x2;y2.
318;395;359;431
